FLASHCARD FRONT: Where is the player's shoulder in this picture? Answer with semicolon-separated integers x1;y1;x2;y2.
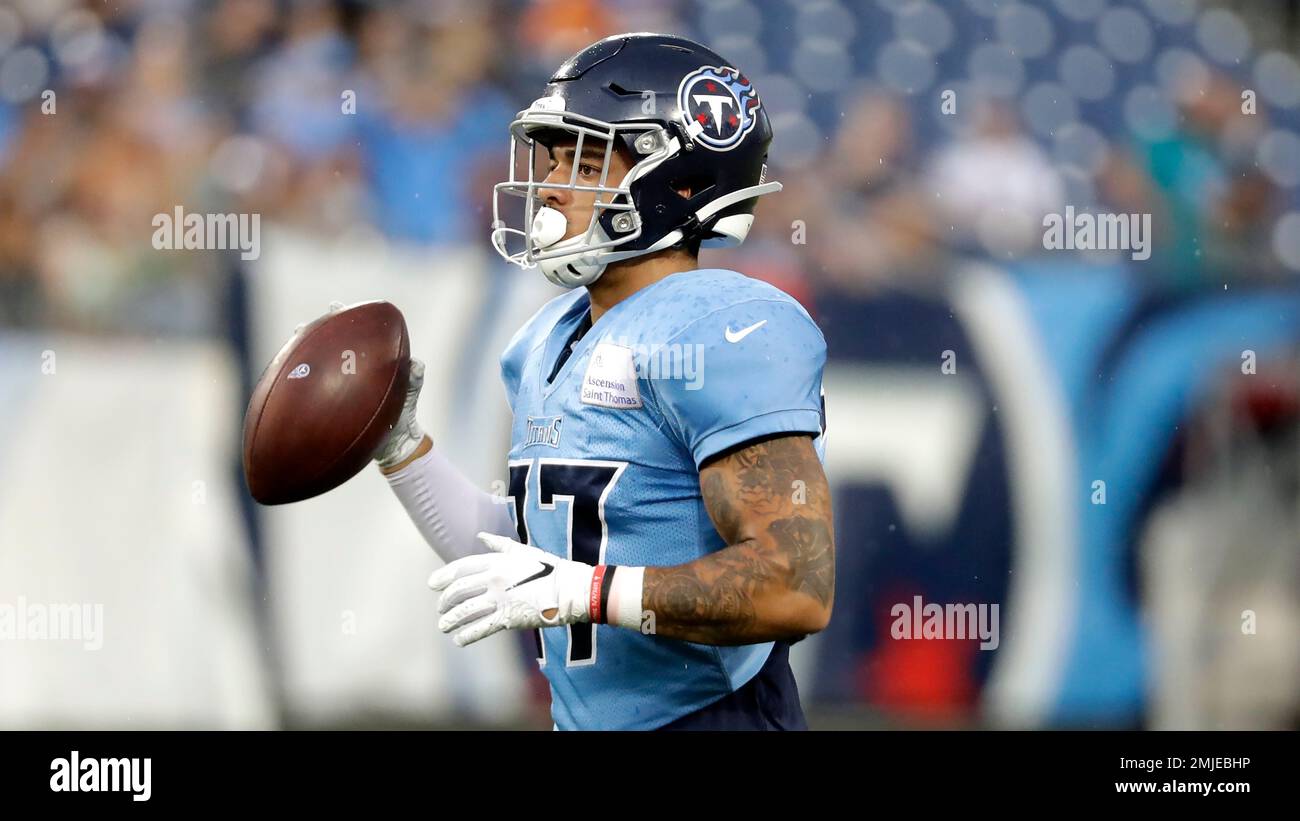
501;289;587;394
653;268;807;313
505;289;586;355
648;268;822;344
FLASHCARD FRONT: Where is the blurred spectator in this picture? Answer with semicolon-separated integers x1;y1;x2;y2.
31;13;220;335
351;4;513;245
198;0;278;122
923;98;1064;262
248;0;353;161
516;0;623;79
0;175;43;327
817;89;941;292
1134;68;1275;290
1203;167;1283;280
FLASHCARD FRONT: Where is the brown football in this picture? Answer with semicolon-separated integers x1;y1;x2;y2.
242;301;410;505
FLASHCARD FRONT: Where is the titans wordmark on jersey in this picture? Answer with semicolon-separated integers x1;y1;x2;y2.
499;268;827;730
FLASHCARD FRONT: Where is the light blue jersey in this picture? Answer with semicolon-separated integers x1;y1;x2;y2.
499;268;826;730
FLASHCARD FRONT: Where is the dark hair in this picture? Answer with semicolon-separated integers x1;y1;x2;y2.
675;235;702;257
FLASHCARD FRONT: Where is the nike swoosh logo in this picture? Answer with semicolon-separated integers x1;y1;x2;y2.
506;562;553;591
724;319;767;343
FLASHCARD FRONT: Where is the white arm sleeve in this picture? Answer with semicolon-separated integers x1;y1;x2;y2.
384;446;517;564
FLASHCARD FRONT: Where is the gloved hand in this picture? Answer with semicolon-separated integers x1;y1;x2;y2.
428;532;596;647
372;357;426;469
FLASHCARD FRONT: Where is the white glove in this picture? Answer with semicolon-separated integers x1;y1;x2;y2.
372;357;426;469
428;532;595;647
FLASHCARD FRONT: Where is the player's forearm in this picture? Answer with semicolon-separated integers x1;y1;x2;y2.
629;433;836;645
637;533;834;646
383;437;516;564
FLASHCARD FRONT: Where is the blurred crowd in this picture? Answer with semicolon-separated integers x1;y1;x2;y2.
0;0;1298;336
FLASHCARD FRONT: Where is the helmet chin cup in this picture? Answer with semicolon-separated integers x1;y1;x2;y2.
538;252;608;289
527;206;608;288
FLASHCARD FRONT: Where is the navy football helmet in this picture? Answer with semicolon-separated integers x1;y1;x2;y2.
490;32;781;288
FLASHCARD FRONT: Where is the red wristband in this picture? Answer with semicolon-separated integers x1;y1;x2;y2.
589;565;609;624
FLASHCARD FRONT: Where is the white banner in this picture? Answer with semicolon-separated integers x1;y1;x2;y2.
0;333;273;728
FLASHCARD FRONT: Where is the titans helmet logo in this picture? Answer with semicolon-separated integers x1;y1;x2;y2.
677;65;761;152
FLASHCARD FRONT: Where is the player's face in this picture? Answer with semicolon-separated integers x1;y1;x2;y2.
537;137;633;242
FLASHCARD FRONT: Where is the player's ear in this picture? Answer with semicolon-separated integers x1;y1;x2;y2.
669;173;702;200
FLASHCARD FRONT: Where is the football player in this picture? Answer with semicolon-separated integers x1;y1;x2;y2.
374;33;833;730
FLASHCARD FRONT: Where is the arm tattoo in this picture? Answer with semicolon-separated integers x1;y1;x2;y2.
642;434;835;645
